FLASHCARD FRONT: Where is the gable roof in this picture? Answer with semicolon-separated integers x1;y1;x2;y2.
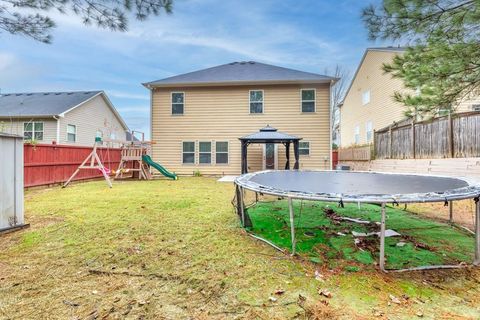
144;61;337;88
340;47;406;108
0;91;129;130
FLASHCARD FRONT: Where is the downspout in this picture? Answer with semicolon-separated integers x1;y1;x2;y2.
53;115;60;144
149;86;153;143
329;80;333;170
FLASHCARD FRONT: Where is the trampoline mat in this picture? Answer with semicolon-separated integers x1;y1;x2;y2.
247;171;469;196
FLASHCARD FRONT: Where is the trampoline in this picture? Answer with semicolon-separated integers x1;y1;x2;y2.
234;170;480;272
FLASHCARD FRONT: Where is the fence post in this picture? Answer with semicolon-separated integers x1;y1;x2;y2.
373;129;376;159
389;125;393;159
411;119;416;159
448;112;454;158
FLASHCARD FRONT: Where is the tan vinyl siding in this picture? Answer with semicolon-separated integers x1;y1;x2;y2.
59;94;127;146
0;118;57;143
151;84;331;175
340;50;407;147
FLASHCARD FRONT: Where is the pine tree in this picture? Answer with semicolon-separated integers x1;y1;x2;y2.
362;0;480;118
0;0;172;43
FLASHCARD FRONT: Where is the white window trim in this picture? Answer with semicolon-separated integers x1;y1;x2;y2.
23;121;44;141
365;121;373;143
67;124;77;143
354;125;360;144
182;140;196;165
362;90;371;106
171;92;185;115
199;141;212;165
301;88;316;113
249;89;264;114
215;141;229;165
299;141;310;156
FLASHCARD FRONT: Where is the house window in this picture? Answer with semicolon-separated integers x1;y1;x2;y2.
366;121;373;143
301;89;316;112
199;142;212;164
299;141;310;156
215;141;229;164
354;125;360;144
182;141;195;164
472;104;480;111
362;90;370;105
249;90;263;113
172;92;184;115
23;122;43;141
67;124;76;142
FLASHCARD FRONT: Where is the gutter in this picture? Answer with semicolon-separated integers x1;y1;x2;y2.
53;115;62;143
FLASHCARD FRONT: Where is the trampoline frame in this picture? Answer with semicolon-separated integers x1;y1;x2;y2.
234;170;480;272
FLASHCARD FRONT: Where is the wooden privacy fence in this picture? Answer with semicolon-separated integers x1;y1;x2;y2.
375;111;480;159
338;145;373;161
24;143;122;187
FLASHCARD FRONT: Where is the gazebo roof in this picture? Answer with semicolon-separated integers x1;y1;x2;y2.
239;125;301;142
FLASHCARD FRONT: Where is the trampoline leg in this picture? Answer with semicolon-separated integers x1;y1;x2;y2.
475;199;480;266
288;197;296;256
379;203;386;272
239;187;245;227
449;201;453;224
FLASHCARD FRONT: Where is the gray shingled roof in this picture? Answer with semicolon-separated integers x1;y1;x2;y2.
144;61;336;87
0;91;102;117
368;46;406;52
240;125;301;141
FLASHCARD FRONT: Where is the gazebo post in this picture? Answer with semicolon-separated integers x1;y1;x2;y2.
293;140;300;169
285;141;291;170
241;140;248;174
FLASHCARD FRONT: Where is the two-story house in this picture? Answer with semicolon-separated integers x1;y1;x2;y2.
0;91;129;146
143;61;337;175
339;47;479;147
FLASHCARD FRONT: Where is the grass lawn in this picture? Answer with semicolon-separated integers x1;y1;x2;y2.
0;177;480;319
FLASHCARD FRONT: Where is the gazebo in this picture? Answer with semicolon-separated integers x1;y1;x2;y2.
239;125;302;174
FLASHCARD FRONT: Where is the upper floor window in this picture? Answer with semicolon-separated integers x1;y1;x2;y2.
366;121;373;143
182;141;195;164
23;121;43;141
299;141;310;156
249;90;263;113
301;89;316;112
472;104;480;111
172;92;184;115
354;125;360;144
67;124;76;142
215;141;229;164
199;141;212;164
362;90;370;105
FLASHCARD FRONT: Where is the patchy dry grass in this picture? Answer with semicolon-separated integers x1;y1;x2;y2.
0;178;480;319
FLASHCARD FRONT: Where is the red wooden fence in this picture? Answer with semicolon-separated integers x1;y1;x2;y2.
332;150;338;169
24;144;122;188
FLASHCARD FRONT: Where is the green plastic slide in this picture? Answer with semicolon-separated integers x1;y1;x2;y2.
142;155;178;180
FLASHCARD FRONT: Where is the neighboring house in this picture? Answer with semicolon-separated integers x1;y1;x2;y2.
0;91;129;146
144;61;337;175
339;47;479;147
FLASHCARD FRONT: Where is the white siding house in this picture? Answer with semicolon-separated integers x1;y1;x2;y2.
0;91;129;146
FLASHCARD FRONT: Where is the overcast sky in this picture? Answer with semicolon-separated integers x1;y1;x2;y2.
0;0;393;137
